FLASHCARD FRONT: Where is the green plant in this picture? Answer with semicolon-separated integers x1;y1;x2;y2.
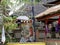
4;17;18;31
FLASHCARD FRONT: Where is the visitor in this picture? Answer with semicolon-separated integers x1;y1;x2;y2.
51;26;56;38
20;30;26;43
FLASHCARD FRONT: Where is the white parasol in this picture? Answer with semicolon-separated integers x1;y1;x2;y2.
17;16;29;20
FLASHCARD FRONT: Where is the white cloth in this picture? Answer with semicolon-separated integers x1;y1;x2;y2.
1;26;6;44
29;36;34;42
20;37;27;43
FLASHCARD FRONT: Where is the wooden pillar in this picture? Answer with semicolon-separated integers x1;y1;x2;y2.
45;19;48;41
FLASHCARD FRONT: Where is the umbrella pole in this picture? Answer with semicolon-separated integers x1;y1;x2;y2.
31;0;36;42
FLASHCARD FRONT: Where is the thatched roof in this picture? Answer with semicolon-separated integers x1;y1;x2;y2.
47;0;60;4
35;4;60;18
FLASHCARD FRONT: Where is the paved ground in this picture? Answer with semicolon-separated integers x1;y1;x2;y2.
47;42;60;45
37;39;60;45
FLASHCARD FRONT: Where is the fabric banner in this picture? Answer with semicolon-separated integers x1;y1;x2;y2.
56;16;60;32
58;16;60;24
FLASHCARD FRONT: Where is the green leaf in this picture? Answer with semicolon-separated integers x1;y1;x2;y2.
1;0;8;6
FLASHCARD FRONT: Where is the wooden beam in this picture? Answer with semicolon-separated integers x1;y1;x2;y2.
0;0;1;2
36;13;60;21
